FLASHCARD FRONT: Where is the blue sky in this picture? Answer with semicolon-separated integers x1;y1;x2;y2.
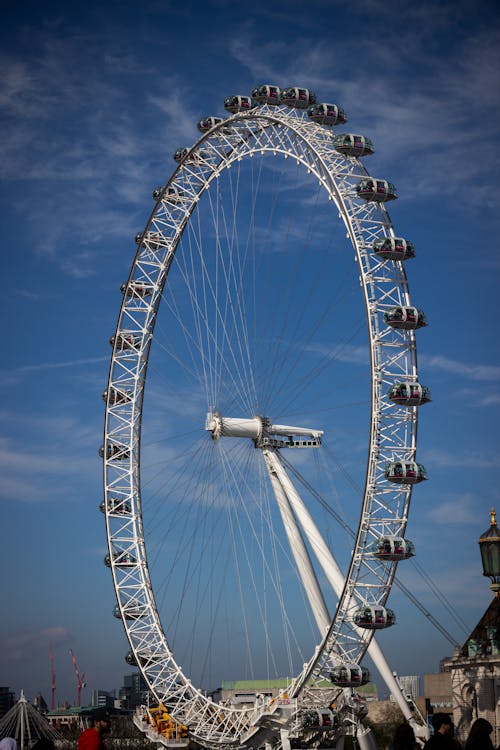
1;0;499;707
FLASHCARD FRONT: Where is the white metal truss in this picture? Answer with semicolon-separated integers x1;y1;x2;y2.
102;101;425;748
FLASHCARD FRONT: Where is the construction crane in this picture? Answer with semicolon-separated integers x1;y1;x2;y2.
69;649;86;707
49;647;56;710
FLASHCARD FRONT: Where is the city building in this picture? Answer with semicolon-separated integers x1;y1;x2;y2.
119;672;151;711
441;509;500;746
422;666;453;716
91;688;117;710
0;688;15;719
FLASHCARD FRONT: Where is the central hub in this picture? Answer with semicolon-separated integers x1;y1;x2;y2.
205;412;323;448
205;413;264;440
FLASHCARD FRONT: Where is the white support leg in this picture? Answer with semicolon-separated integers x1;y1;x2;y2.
265;449;415;722
264;449;331;635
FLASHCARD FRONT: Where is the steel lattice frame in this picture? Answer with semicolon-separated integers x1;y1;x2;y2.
102;102;423;747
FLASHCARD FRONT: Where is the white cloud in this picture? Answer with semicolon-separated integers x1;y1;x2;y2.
421;448;500;470
1;627;71;661
420;353;500;382
425;494;479;524
0;356;108;385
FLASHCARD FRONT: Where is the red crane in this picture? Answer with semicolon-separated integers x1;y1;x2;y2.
69;649;86;707
50;647;56;710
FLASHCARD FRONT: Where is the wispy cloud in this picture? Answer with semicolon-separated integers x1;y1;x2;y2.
420;353;500;382
424;493;480;524
0;356;108;386
421;448;500;470
1;627;71;661
228;9;500;207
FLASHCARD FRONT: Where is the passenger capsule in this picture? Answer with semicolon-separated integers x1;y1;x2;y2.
385;461;427;484
307;103;347;126
102;387;133;404
353;606;396;630
373;236;415;261
120;281;154;298
329;664;370;687
150;185;184;203
224;95;257;113
100;497;132;515
301;709;337;729
356;178;397;202
135;231;164;249
125;650;138;666
368;536;415;561
113;602;146;620
332;133;374;157
251;85;282;105
387;381;431;406
280;87;316;109
340;695;368;721
109;333;141;351
104;550;137;568
197;116;226;133
173;147;209;164
164;185;184;203
99;442;129;460
384;306;427;330
173;148;191;162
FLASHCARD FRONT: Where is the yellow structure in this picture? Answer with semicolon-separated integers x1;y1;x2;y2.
145;703;189;743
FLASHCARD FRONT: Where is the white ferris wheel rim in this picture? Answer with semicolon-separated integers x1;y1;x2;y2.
102;102;422;746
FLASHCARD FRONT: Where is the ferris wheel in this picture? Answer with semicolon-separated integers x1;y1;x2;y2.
101;85;430;749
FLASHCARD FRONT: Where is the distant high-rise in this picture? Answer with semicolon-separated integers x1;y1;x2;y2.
91;689;116;709
119;673;150;711
0;687;15;719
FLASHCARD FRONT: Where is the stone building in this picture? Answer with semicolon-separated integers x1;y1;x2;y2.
441;509;500;746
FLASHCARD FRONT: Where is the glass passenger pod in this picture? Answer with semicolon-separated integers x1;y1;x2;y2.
353;606;396;630
173;148;191;162
135;230;164;249
307;103;347;126
385;461;427;484
224;95;257;113
384;306;427;330
280;87;316;109
332;133;374;157
150;185;184;206
125;650;138;666
120;281;154;299
109;333;141;351
104;550;137;568
174;146;200;162
387;381;431;406
368;535;415;561
173;147;209;164
372;236;415;261
342;695;368;720
197;116;226;133
100;498;132;515
102;387;133;404
251;85;282;104
329;664;370;687
99;442;130;460
301;709;337;730
113;602;146;620
356;178;397;202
